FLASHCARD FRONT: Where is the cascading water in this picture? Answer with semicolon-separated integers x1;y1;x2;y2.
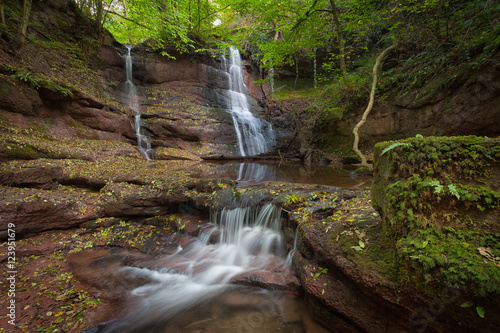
124;45;153;160
223;47;276;156
93;202;298;332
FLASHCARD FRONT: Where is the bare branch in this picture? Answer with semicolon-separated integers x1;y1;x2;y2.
352;41;398;168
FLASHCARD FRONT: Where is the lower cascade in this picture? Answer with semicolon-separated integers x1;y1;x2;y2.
88;202;326;332
223;47;276;156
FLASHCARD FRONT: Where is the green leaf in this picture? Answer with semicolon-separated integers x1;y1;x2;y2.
422;240;428;248
460;301;473;308
359;240;365;248
476;306;485;318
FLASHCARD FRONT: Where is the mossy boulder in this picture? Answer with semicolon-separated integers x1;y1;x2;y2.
371;136;500;306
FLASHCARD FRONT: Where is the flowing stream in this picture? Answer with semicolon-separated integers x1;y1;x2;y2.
222;47;276;156
124;45;153;160
85;200;327;332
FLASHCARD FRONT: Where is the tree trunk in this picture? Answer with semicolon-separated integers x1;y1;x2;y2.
329;0;348;81
95;0;103;33
0;0;5;26
352;41;398;168
19;0;32;43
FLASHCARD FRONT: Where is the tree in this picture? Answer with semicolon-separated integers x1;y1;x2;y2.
292;0;348;81
100;0;220;50
0;0;5;26
352;40;398;169
19;0;32;43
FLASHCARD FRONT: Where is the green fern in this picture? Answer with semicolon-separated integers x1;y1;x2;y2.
447;184;460;199
380;142;412;156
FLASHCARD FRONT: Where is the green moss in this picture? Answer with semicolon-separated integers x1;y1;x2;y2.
316;133;353;155
0;80;11;95
383;175;499;238
44;117;54;128
374;136;500;182
0;142;40;159
372;136;500;299
398;227;500;296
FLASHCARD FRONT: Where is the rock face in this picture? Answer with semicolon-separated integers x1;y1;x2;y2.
0;157;208;239
284;190;417;333
324;62;500;149
282;180;500;333
0;77;136;148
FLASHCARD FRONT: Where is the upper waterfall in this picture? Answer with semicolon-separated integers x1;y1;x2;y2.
223;47;276;156
123;45;153;161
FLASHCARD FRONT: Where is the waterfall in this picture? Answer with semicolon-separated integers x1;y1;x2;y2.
96;201;287;332
124;45;153;160
223;47;275;156
285;225;301;269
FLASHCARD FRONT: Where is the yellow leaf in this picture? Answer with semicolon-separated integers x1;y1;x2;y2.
55;311;64;317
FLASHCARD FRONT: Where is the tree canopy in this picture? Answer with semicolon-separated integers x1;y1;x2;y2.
77;0;497;84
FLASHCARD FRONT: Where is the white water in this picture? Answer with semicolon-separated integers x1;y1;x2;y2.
124;45;153;160
223;47;276;156
97;204;288;332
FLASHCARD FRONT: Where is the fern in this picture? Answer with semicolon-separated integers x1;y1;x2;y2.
380;142;412;156
447;184;460;199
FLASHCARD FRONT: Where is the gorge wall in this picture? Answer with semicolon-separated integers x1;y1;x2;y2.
0;0;290;162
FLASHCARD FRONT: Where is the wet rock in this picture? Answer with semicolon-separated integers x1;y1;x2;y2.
232;270;300;292
292;229;415;333
143;58;206;85
68;248;151;300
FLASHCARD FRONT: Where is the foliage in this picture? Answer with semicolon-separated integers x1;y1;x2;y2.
380;142;412;156
9;69;74;97
398;227;500;296
316;71;371;120
212;0;499;131
373;136;500;299
10;71;40;88
375;136;500;181
93;0;222;52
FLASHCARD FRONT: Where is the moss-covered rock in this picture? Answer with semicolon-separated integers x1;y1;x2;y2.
371;135;500;311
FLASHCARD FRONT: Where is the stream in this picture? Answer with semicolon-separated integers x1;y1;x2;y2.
81;190;333;333
191;161;371;188
81;46;367;333
79;160;368;333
